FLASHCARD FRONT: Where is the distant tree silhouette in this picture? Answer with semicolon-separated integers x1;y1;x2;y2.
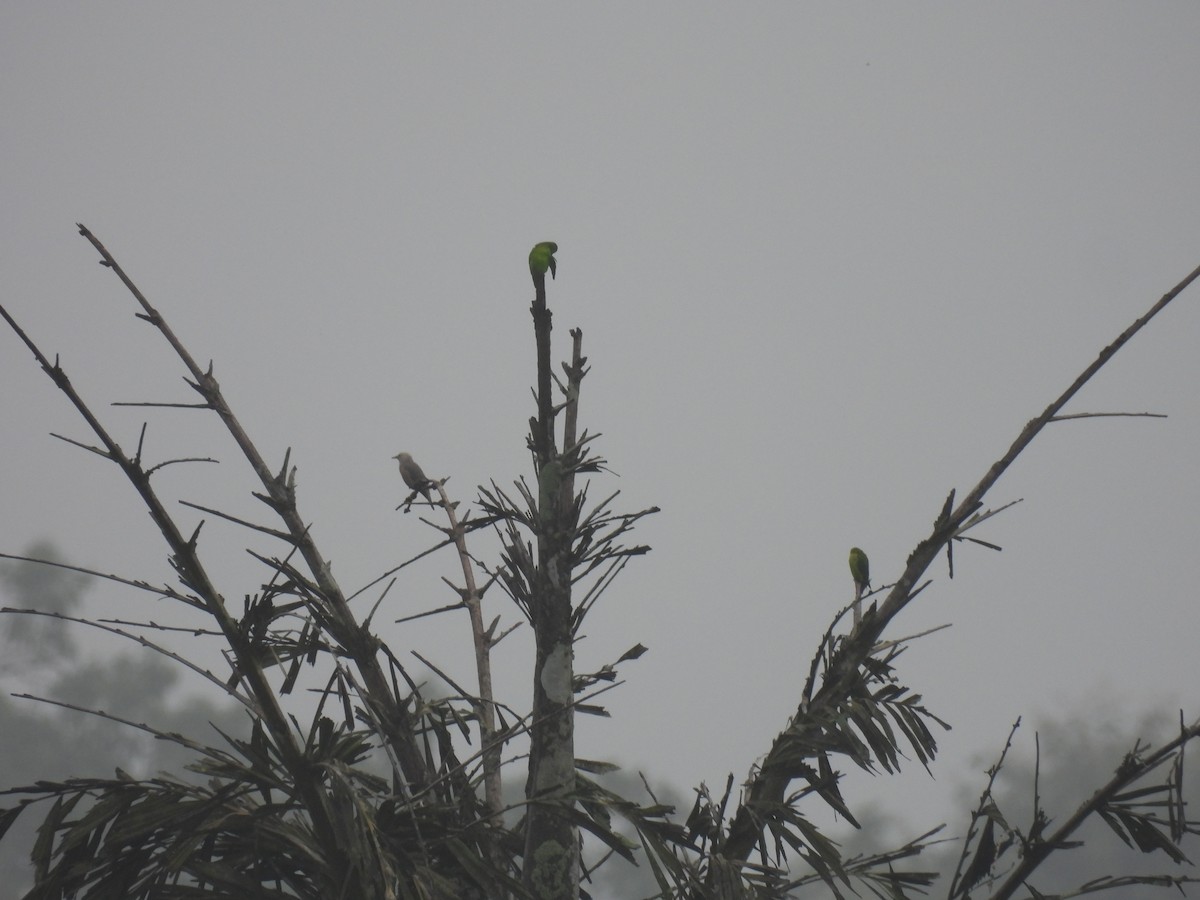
0;551;242;897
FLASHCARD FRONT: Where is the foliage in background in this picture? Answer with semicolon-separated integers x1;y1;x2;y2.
0;553;243;897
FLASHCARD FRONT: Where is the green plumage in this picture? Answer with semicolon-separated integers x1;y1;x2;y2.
528;241;558;281
848;547;870;592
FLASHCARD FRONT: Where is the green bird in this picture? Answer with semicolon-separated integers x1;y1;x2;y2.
528;241;558;282
848;547;870;595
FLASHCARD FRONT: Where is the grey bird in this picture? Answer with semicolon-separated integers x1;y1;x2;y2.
393;452;433;502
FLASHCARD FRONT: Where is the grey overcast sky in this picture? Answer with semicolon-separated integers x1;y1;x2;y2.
3;4;1200;832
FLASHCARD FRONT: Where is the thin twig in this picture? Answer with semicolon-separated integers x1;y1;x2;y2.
0;552;202;608
1049;411;1167;421
1;607;261;716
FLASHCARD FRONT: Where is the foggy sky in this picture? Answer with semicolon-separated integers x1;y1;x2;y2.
2;3;1199;863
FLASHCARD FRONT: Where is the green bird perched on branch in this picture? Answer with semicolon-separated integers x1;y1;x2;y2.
848;546;870;627
529;241;558;283
848;547;870;594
